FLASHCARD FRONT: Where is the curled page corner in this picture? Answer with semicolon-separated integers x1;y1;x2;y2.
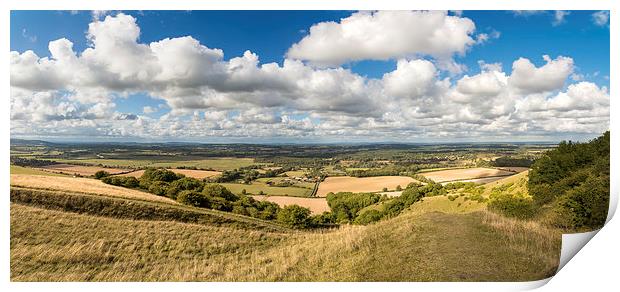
518;277;553;290
557;230;600;272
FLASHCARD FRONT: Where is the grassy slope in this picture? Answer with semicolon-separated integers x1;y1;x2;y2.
10;170;560;281
11;202;559;281
482;170;530;197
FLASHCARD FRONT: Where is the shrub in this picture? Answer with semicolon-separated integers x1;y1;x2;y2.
94;170;110;179
354;209;383;225
419;182;446;197
120;176;139;188
176;190;211;208
488;192;536;219
277;205;311;228
139;168;184;187
101;176;139;188
326;192;383;223
148;181;170;196
202;183;239;202
310;211;336;226
166;177;204;199
548;173;609;230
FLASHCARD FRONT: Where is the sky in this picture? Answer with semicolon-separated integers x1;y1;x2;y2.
9;10;610;143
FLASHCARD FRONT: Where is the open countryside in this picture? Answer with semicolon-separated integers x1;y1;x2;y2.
9;132;610;281
9;10;610;283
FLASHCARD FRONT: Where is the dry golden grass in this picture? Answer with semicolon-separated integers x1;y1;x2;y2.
10;174;177;205
117;169;222;179
481;210;561;269
39;164;127;176
316;176;416;196
409;195;487;215
420;167;514;183
11;201;560;281
251;196;329;214
482;170;530;197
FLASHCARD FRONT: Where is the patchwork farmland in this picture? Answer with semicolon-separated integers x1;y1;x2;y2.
10;135;607;282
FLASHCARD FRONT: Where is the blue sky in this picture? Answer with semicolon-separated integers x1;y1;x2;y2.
9;10;610;143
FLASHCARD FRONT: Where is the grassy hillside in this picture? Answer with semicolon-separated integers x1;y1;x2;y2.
11;201;559;281
482;170;529;197
10;170;560;281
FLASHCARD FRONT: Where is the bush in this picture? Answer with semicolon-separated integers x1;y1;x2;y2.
488;192;535;219
139;168;184;188
177;190;211;208
310;211;337;226
94;170;110;179
277;205;311;228
101;176;139;188
148;181;170;196
354;209;383;225
326;192;383;223
202;183;239;202
166;177;204;199
548;173;609;230
419;182;446;197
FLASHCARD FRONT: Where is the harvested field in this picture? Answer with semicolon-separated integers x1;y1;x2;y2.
118;169;222;179
10;174;176;205
39;164;127;176
251;195;329;214
316;176;416;196
419;167;514;183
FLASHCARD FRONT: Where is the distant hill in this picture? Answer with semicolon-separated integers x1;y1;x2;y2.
10;138;56;146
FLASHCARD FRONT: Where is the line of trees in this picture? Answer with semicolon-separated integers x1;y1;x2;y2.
99;168;331;229
10;157;56;167
325;182;446;225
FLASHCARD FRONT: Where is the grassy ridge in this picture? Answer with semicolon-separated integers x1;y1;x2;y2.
11;202;560;281
10;168;561;281
10;187;288;232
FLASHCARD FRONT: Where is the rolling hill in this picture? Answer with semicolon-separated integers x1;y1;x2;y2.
10;172;560;281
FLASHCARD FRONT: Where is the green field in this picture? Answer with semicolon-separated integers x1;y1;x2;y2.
255;177;315;189
10;165;67;177
220;182;312;197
